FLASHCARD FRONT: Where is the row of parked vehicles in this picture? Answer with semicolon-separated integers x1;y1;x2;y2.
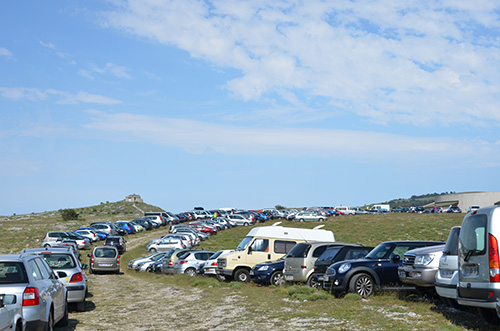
128;206;500;324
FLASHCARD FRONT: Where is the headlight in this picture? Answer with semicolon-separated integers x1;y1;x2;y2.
257;265;269;271
338;263;351;274
414;254;435;266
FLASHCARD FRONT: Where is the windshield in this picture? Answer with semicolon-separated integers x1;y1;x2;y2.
287;243;311;258
40;253;76;269
236;237;253;251
365;243;394;259
316;246;342;263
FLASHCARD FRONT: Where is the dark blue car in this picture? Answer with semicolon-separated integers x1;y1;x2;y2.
322;240;443;297
250;258;285;286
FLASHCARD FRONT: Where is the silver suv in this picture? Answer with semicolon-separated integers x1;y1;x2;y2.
0;253;68;330
23;247;88;312
172;250;215;276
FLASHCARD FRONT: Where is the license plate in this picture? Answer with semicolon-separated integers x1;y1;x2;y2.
100;263;112;267
440;270;454;278
285;275;293;281
398;270;406;279
463;265;479;277
317;276;323;281
249;271;254;275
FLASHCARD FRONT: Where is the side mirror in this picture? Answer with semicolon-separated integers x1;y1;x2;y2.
81;264;89;270
248;246;253;254
391;255;401;264
87;254;91;258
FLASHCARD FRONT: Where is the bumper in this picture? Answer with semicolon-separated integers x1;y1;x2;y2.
322;274;348;292
458;286;500;309
67;284;86;303
250;270;271;283
398;267;437;287
283;271;307;283
216;268;233;277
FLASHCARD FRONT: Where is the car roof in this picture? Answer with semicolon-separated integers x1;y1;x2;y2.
0;254;23;261
22;247;75;254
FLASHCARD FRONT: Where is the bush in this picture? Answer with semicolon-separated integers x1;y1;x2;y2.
287;285;330;301
60;208;79;221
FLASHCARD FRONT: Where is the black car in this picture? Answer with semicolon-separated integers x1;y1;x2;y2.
104;236;127;255
447;206;462;213
250;258;285;286
133;218;154;230
322;240;443;297
309;244;374;289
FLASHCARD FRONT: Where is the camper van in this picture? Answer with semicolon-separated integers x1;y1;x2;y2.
216;223;335;282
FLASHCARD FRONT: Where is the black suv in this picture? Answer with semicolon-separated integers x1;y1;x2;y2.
322;240;443;297
104;236;127;255
310;244;374;289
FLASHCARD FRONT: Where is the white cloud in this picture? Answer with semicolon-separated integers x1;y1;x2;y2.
80;63;132;80
83;111;500;166
101;1;500;127
39;41;55;49
0;87;121;105
0;47;14;59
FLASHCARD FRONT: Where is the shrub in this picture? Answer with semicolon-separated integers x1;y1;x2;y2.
287;285;330;301
60;208;79;221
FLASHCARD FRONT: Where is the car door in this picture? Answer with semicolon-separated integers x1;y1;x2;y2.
247;238;271;265
35;257;65;321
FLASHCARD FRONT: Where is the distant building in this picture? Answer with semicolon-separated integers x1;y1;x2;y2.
425;191;500;212
125;194;143;203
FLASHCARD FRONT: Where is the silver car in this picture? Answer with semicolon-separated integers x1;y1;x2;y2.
0;253;68;330
147;238;185;253
0;293;24;331
172;250;215;276
128;252;166;270
23;247;88;312
88;246;120;274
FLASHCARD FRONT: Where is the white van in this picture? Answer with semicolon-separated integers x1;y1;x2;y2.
335;206;356;215
457;206;500;322
216;223;335;282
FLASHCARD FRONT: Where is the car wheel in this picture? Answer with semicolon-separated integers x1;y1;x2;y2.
185;268;196;277
89;267;93;274
149;248;157;253
216;274;226;282
299;218;305;222
76;297;86;312
318;218;324;222
234;269;250;283
270;271;285;286
244;222;249;226
307;274;321;289
349;273;374;298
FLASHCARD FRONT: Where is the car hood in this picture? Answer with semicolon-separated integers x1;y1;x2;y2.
254;260;284;268
405;244;445;255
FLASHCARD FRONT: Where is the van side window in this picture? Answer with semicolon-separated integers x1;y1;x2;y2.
312;245;328;258
274;240;297;254
251;239;269;252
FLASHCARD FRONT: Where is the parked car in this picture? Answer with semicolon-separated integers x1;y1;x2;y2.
250;257;285;286
147;238;185;253
458;206;500;322
42;231;90;250
172;250;215;276
0;293;24;331
226;214;254;226
323;240;443;297
134;252;170;272
114;221;135;234
292;211;326;222
128;252;166;270
398;244;446;293
90;222;119;236
23;247;88;312
132;218;153;230
162;249;202;274
434;226;461;308
447;206;462;213
283;241;338;285
104;236;127;255
76;227;108;240
73;229;99;242
467;206;480;214
88;246;120;274
309;244;374;289
0;253;68;330
200;250;233;279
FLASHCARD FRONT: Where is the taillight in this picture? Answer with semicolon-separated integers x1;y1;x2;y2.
180;260;188;265
489;233;500;282
70;272;83;283
23;287;40;306
91;255;94;264
117;256;120;265
211;262;217;267
168;260;173;266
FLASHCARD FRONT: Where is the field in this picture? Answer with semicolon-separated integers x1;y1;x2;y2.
0;204;496;330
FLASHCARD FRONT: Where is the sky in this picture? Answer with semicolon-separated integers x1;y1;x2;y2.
1;0;500;215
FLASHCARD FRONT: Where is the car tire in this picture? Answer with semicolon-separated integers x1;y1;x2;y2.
349;273;374;298
76;297;86;312
185;268;196;277
45;309;54;331
270;271;285;286
299;218;305;222
216;274;226;282
318;218;324;222
234;269;250;283
89;267;93;274
244;222;249;226
149;248;157;253
307;274;321;289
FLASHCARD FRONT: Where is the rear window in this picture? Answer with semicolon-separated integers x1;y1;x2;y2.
460;214;487;257
39;253;76;269
443;227;460;256
287;243;311;258
0;262;28;284
95;248;117;258
316;246;342;263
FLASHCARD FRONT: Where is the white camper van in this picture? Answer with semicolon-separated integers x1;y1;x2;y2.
216;223;335;282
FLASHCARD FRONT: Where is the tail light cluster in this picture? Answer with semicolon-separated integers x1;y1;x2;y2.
117;256;120;265
489;233;500;282
23;287;40;306
179;260;188;265
70;272;83;283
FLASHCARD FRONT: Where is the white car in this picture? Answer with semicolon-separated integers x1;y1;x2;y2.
200;250;233;277
0;294;24;331
146;238;185;252
227;214;254;226
293;212;326;222
74;229;99;242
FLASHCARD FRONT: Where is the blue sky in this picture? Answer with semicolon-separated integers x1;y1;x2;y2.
1;1;500;215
